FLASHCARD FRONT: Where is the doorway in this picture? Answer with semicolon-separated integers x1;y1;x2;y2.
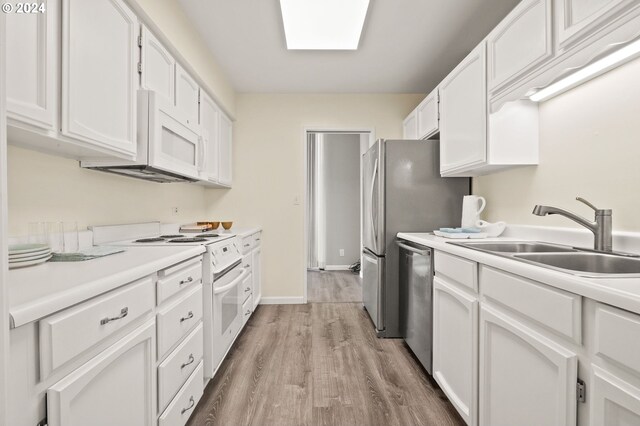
305;130;372;303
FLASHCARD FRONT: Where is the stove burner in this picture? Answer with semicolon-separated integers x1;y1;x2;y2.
160;234;185;239
168;237;207;243
199;234;220;238
135;237;165;243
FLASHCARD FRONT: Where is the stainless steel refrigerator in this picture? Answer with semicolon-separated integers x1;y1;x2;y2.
362;139;469;337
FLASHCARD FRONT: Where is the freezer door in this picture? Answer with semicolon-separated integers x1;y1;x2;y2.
362;141;384;255
362;249;385;332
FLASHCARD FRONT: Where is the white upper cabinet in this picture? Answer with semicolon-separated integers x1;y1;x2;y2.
61;0;138;157
218;113;233;187
479;305;577;426
439;43;487;175
175;64;200;128
47;320;156;426
198;91;220;183
416;88;439;139
555;0;640;51
140;25;175;104
402;109;418;139
6;0;58;131
487;0;553;93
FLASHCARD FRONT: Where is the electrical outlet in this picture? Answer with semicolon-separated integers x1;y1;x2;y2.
172;207;179;215
339;249;345;257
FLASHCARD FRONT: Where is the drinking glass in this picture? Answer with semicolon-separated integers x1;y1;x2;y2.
28;222;47;245
46;222;64;253
63;222;79;253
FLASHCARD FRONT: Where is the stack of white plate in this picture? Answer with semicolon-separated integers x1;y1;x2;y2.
8;244;52;269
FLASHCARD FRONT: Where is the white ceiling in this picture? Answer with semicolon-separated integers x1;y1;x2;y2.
178;0;520;93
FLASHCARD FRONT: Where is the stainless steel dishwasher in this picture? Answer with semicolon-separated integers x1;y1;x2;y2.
397;239;433;374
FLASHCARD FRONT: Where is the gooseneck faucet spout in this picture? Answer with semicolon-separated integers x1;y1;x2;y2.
532;197;612;252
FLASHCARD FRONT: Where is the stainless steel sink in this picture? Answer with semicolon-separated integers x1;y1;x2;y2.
449;240;640;278
456;241;578;253
514;252;640;277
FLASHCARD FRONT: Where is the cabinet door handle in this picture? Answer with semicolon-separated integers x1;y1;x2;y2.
180;311;194;323
181;354;195;369
181;396;195;415
100;307;128;325
245;287;251;293
179;276;194;285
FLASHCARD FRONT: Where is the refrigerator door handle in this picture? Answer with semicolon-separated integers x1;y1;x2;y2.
369;158;378;253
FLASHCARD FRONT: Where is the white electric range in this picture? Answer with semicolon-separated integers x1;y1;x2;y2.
90;222;248;380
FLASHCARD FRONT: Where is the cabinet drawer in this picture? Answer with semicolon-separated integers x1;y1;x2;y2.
240;235;254;254
434;251;478;292
157;256;203;305
595;303;640;376
243;296;253;325
158;323;203;413
252;231;262;246
241;270;253;305
157;284;203;360
242;253;252;274
40;277;154;378
159;360;204;426
481;266;581;343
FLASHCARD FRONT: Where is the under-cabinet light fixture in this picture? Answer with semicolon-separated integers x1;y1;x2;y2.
279;0;370;50
529;38;640;102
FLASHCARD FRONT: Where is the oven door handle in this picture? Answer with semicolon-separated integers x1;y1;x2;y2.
213;268;248;295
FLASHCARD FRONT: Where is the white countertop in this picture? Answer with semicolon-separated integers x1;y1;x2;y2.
230;227;262;238
397;233;640;316
8;245;205;328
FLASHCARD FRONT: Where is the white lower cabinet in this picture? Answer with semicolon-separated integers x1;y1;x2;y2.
47;319;156;426
433;276;478;425
479;304;578;426
590;365;640;426
252;245;262;309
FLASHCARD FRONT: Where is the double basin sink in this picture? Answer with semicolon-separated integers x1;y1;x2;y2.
450;241;640;278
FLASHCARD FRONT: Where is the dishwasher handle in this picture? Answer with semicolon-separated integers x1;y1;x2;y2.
396;240;431;256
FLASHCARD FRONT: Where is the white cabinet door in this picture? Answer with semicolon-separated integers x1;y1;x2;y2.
252;246;262;309
175;64;199;127
47;320;156;426
416;89;439;139
487;0;553;93
140;25;175;103
590;365;640;426
439;43;487;175
198;91;220;183
218;113;233;186
6;0;58;130
61;0;138;156
402;109;418;139
433;276;478;425
479;305;577;426
555;0;639;50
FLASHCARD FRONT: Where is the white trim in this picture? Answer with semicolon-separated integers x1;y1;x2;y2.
302;126;374;305
259;297;306;305
324;265;352;271
0;12;9;425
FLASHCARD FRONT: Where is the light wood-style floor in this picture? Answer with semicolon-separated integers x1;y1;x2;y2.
187;303;464;426
307;270;362;303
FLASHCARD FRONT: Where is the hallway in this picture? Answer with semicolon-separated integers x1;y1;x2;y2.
307;270;362;303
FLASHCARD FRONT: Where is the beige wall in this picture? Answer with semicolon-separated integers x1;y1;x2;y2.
132;0;236;115
205;94;424;299
474;56;640;231
7;146;206;235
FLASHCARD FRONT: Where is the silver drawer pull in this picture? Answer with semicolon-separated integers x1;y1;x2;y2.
100;307;128;325
245;310;252;315
180;311;194;323
244;243;250;247
179;276;194;285
256;238;261;241
181;354;195;369
244;264;250;268
245;287;251;292
181;396;195;415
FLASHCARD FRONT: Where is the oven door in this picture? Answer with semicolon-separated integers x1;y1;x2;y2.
211;262;247;374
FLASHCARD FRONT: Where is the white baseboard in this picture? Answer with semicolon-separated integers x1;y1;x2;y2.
323;265;351;271
260;296;305;305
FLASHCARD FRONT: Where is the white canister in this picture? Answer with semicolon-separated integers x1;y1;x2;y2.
461;196;486;228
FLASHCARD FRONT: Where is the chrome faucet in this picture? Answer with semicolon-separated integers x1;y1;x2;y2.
532;197;612;252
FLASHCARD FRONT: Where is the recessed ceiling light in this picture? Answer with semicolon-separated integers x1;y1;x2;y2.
279;0;370;50
530;38;640;102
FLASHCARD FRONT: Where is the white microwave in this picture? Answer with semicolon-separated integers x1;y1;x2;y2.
81;91;202;183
